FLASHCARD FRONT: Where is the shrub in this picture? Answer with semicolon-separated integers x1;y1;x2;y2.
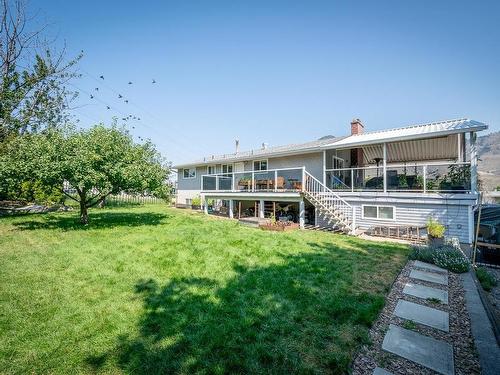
476;267;497;292
433;248;469;273
408;245;434;263
410;244;469;273
191;196;201;206
427;217;445;238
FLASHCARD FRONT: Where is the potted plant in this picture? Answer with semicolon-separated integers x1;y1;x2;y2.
191;195;201;210
398;174;409;189
427;217;445;246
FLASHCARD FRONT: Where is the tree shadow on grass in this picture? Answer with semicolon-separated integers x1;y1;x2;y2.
86;243;404;374
11;211;169;231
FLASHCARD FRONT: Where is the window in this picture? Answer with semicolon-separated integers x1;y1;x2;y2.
222;164;233;174
253;160;268;171
362;205;395;220
183;168;196;179
207;165;216;175
332;156;345;170
186;198;192;205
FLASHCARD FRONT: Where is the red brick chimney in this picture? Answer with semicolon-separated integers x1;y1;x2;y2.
351;118;364;135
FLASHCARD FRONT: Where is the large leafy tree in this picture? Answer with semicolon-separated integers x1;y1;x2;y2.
1;125;171;223
0;0;81;142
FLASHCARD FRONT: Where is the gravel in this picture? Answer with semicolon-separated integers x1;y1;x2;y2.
352;260;481;374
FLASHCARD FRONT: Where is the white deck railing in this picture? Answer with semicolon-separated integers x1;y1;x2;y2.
201;167;305;192
325;161;471;193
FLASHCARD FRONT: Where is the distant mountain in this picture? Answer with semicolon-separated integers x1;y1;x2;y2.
478;131;500;191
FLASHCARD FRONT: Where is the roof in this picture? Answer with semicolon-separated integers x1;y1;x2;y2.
174;118;488;168
174;136;346;168
320;118;488;149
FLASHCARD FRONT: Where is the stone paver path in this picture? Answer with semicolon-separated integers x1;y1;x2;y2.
394;299;449;331
380;261;456;374
403;282;448;304
373;367;393;375
410;269;448;285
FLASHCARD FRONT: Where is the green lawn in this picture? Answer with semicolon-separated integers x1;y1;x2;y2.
0;205;408;374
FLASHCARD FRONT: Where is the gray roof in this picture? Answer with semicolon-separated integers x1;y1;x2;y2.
174;118;488;168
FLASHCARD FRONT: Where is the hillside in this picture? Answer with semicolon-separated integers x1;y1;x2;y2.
478;131;500;191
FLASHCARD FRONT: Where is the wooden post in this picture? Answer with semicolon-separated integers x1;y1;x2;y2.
259;199;264;218
273;202;276;218
254;201;257;217
229;199;234;219
238;201;241;219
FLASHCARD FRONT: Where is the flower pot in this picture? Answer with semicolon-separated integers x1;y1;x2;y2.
428;235;444;246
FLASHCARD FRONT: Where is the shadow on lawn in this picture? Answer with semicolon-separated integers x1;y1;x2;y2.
86;242;404;374
11;211;169;231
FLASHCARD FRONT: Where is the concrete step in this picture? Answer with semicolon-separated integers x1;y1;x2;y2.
414;260;447;274
403;282;448;304
382;324;454;375
394;299;449;332
410;269;448;286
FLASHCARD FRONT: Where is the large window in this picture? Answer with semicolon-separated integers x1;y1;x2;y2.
362;205;395;220
222;164;233;174
183;168;196;179
253;160;268;171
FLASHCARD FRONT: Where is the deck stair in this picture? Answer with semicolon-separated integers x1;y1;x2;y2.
303;170;354;234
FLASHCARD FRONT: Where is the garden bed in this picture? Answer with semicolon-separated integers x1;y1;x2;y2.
259;222;300;232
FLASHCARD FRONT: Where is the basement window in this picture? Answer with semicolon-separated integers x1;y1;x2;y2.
362;205;395;220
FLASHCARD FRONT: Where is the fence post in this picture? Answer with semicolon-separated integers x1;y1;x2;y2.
351;169;354;192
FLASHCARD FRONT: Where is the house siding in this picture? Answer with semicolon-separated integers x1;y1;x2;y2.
268;152;323;181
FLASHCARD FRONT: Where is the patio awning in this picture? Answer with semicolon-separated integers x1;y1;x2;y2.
362;134;460;164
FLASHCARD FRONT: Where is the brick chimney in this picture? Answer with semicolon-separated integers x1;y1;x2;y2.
351;118;364;135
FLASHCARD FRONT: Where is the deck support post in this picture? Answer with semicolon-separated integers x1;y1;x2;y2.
470;131;478;193
322;150;326;185
299;199;305;229
259;199;264;218
203;195;208;214
351;206;356;235
383;142;387;193
229;199;234;219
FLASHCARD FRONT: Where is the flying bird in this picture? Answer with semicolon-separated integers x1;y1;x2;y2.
90;94;94;99
137;117;141;120
122;117;127;121
106;106;110;110
118;94;123;98
99;75;104;80
152;79;156;84
124;100;129;104
128;81;132;85
95;87;99;91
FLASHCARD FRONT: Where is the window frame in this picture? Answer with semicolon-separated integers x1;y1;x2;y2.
253;159;268;171
332;156;345;170
182;168;196;179
207;165;217;175
221;164;233;174
361;204;396;221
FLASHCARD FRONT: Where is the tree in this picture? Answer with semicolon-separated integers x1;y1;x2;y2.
0;0;81;142
0;124;171;223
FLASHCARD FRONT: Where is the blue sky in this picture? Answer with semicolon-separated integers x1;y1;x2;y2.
35;0;500;164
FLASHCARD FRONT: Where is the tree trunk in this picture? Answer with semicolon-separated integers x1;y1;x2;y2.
80;201;89;224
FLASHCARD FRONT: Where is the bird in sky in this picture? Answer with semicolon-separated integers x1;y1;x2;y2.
152;79;156;84
128;81;132;85
118;94;123;98
137;117;141;120
106;106;110;110
90;94;94;99
99;75;104;80
95;87;99;91
124;100;129;104
122;117;127;121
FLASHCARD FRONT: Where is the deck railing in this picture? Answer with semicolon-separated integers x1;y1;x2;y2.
201;167;305;192
325;162;471;193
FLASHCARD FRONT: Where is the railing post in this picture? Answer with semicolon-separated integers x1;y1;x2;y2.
423;165;427;193
383;143;387;193
215;176;219;191
302;166;305;192
252;171;255;192
274;170;278;192
351;169;354;192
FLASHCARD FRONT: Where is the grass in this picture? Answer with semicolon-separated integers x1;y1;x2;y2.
426;297;442;305
476;267;498;292
0;205;409;374
402;320;417;331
